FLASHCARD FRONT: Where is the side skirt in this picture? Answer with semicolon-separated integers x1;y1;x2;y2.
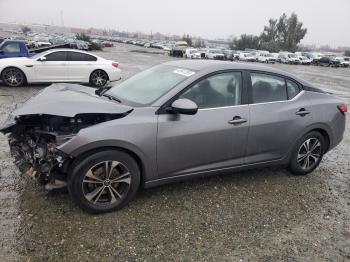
144;158;288;189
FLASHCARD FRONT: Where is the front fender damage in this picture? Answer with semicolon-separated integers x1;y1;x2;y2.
1;112;131;189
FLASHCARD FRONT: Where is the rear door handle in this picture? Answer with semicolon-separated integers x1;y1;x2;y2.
296;108;310;116
228;116;247;125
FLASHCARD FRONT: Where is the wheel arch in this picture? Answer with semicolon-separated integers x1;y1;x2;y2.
308;128;330;153
284;123;333;165
65;143;148;188
89;69;110;83
0;66;28;84
297;124;332;153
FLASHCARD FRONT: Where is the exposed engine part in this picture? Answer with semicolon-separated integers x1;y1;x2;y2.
5;113;124;186
25;167;37;178
9;131;65;184
44;179;67;190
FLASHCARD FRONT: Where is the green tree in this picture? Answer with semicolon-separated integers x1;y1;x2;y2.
276;13;288;49
258;13;307;52
259;19;279;52
285;13;307;52
232;34;260;50
76;32;91;42
75;33;102;51
275;13;307;52
21;25;31;35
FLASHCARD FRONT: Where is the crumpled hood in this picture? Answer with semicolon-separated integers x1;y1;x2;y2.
12;83;133;117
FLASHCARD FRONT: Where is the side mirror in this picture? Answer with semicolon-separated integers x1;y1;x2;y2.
0;50;3;55
37;56;47;62
170;98;198;115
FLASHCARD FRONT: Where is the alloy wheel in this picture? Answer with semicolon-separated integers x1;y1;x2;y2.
82;160;131;205
3;68;24;87
297;138;322;170
91;70;108;87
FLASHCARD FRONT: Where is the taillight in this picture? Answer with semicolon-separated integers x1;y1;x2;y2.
112;62;119;68
337;104;348;114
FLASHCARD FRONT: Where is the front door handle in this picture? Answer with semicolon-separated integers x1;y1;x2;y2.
228;116;247;125
296;108;310;116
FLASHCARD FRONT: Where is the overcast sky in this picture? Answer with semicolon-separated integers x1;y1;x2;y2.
0;0;349;47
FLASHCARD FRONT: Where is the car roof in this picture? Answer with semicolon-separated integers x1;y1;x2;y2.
163;60;311;86
37;49;101;59
1;39;26;44
45;48;92;54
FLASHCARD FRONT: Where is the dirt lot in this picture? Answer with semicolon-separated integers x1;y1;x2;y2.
0;43;349;261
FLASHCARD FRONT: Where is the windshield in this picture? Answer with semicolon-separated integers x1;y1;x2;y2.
107;65;195;106
289;54;297;58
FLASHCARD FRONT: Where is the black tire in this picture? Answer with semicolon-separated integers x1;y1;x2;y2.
1;67;26;87
68;150;140;214
89;70;109;87
289;131;325;176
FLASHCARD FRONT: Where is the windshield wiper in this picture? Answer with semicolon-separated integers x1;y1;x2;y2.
102;93;122;103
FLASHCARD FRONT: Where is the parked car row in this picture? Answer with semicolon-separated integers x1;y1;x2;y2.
107;37;174;52
71;35;350;69
9;33;95;51
178;48;350;68
0;48;121;87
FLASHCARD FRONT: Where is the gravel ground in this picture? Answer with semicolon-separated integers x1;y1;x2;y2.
0;43;349;261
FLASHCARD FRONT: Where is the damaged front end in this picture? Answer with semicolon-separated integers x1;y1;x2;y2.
1;113;124;189
0;83;133;189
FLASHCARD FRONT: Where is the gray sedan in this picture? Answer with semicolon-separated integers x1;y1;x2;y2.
1;61;346;213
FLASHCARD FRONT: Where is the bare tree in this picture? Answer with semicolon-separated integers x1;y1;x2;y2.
182;34;192;46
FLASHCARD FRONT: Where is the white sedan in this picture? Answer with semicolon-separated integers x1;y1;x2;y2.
0;49;121;87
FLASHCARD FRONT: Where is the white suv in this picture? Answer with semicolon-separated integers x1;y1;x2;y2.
185;48;201;59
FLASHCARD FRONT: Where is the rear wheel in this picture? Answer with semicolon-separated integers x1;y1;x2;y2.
1;67;26;87
289;131;325;175
90;70;109;87
68;150;140;213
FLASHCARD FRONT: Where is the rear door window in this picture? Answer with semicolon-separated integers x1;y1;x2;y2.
250;73;287;103
69;52;97;61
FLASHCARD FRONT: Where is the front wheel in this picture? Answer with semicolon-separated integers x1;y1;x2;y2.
1;67;26;87
289;131;325;175
90;70;109;87
68;150;140;213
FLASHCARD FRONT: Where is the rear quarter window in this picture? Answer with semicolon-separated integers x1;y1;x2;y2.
70;52;97;61
286;80;301;99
